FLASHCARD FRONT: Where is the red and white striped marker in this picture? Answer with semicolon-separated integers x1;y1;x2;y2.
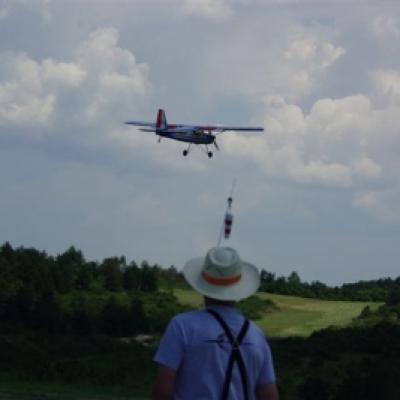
218;180;237;246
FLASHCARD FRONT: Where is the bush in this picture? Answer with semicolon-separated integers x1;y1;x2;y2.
238;295;279;320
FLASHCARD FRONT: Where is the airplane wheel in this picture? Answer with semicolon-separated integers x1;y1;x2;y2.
183;150;188;156
208;151;213;158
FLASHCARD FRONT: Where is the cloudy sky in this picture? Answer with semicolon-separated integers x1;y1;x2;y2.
1;0;400;285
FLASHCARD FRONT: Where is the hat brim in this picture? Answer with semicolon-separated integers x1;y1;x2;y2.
183;256;260;301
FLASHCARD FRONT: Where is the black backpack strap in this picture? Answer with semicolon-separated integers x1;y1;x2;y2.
206;309;250;400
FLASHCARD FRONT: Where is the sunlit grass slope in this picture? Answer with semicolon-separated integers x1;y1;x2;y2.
173;288;381;338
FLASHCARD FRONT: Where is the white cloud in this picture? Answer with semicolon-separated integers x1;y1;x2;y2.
222;92;398;194
278;30;345;100
0;1;53;20
182;0;233;21
0;87;55;125
41;59;86;88
216;80;400;222
371;69;400;103
353;190;400;223
308;96;373;145
371;15;400;39
290;161;352;188
284;35;345;70
0;0;27;19
76;28;149;121
0;53;61;126
0;2;11;19
0;53;85;126
352;156;382;181
0;27;149;128
202;24;345;102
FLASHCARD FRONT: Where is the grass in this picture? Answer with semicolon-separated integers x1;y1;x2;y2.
0;379;147;400
173;288;381;338
0;289;382;399
0;377;149;400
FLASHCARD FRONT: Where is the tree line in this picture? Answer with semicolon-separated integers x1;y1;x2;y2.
2;240;400;339
0;242;158;295
259;270;400;302
2;240;399;321
272;322;400;400
0;242;188;337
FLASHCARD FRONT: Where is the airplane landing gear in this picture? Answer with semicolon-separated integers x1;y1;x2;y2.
183;144;192;156
182;145;214;158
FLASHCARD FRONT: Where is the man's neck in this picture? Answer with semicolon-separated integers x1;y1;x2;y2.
204;296;236;308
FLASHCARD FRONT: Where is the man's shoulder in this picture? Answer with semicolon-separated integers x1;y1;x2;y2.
248;319;264;334
166;309;210;338
171;309;207;324
248;320;268;341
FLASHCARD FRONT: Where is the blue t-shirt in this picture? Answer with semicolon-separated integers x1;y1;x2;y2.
154;305;276;400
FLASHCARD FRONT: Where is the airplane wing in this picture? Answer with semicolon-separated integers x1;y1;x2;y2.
195;125;264;134
124;120;155;127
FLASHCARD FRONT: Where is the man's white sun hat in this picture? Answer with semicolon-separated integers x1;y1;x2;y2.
183;247;260;301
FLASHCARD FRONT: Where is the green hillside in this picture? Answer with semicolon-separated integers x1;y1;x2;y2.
173;288;381;337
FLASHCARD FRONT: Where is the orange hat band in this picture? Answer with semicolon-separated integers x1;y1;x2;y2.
202;271;242;286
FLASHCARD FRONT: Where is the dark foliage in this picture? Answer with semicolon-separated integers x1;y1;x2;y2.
260;269;399;301
2;242;400;399
0;242;174;337
271;323;400;399
238;295;279;320
0;334;155;390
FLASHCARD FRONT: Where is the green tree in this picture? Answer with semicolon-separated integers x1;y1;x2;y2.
123;262;140;291
6;283;36;328
139;261;157;292
100;257;125;291
99;297;129;336
0;254;20;305
0;242;14;263
32;291;67;334
386;287;400;306
288;271;301;285
287;271;302;295
75;261;97;290
130;296;148;334
71;308;96;336
359;305;373;319
55;246;85;292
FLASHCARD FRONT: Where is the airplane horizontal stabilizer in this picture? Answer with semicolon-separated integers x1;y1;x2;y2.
124;121;155;127
139;128;156;132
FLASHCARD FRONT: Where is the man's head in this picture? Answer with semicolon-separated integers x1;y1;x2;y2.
183;246;260;301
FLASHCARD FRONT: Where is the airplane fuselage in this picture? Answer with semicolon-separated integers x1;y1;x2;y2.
156;129;215;145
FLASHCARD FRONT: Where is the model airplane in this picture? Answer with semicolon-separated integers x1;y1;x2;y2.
125;109;264;158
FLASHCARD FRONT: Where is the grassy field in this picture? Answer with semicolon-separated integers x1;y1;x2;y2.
173;288;381;337
1;290;382;399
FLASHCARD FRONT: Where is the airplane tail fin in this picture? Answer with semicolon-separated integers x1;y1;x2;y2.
156;109;167;130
